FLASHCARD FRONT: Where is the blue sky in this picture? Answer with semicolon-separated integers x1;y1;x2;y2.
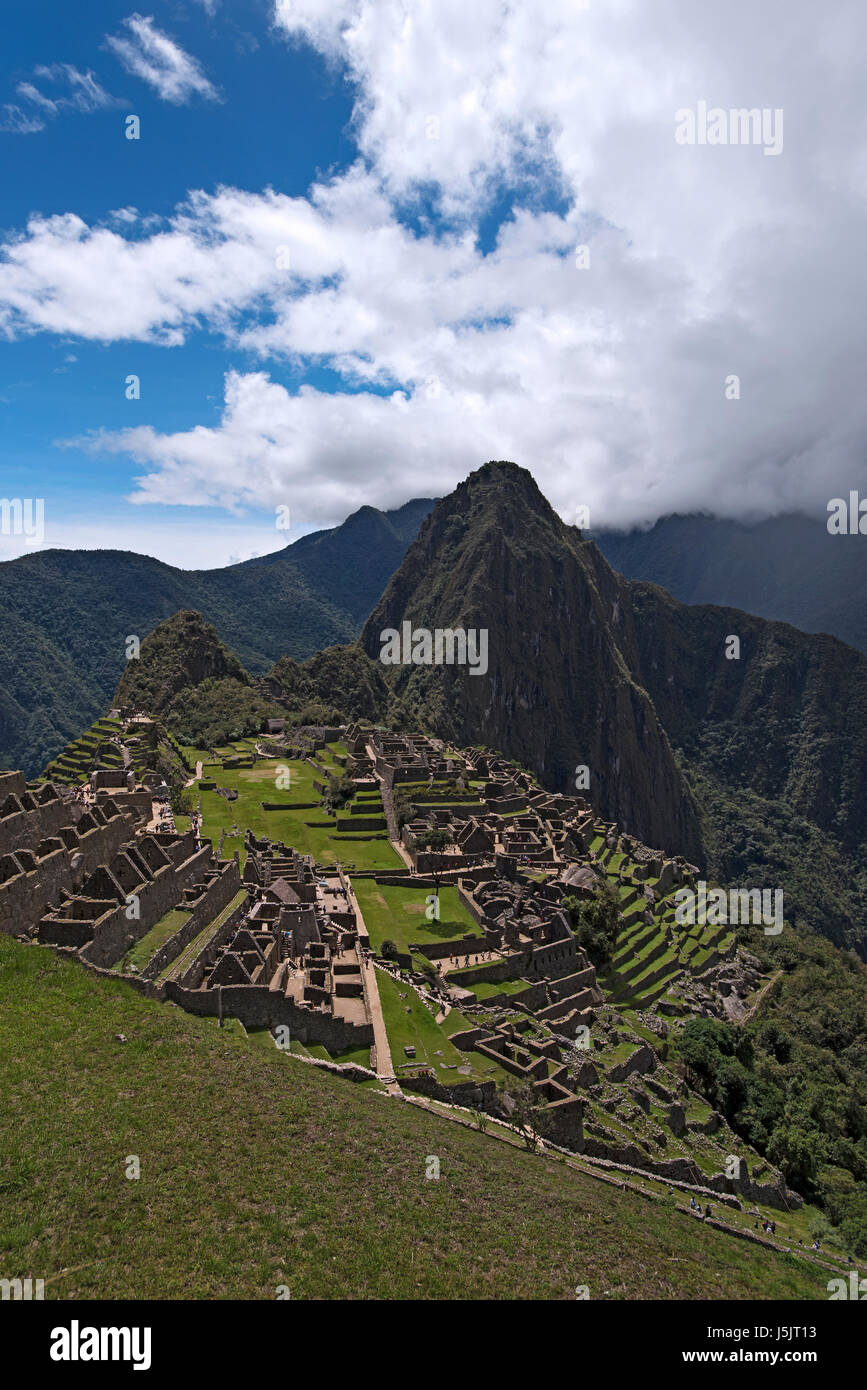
1;1;864;566
1;1;360;563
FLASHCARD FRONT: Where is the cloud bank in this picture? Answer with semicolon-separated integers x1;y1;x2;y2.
1;0;865;531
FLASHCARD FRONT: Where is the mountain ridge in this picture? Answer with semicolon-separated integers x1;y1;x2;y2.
0;497;436;775
593;511;867;654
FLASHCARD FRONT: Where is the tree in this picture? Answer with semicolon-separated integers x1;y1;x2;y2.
421;825;455;899
322;771;355;813
169;784;195;816
393;787;419;831
501;1080;546;1152
562;880;621;967
768;1124;823;1198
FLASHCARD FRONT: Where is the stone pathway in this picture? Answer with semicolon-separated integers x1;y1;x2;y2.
345;876;401;1094
739;969;783;1026
183;760;203;790
390;838;415;870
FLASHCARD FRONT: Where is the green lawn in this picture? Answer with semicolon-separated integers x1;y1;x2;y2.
376;969;510;1087
353;880;482;955
115;908;191;974
249;1029;372;1069
0;935;826;1299
157;890;248;982
178;745;212;766
195;752;400;871
466;977;530;1001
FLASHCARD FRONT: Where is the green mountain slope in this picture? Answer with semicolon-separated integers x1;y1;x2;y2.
112;610;285;747
594;513;867;655
0;499;434;776
618;583;867;949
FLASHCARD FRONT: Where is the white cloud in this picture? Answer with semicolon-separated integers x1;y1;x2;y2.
35;64;119;113
3;0;867;532
106;13;219;104
1;64;119;133
17;84;59;115
0;105;46;134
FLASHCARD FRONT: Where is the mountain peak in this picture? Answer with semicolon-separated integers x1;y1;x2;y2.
455;460;556;517
114;610;249;715
361;465;703;861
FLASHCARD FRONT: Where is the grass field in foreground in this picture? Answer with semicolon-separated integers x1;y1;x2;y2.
0;937;826;1300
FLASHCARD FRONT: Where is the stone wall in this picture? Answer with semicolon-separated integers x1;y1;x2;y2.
0;808;134;938
399;1070;497;1108
581;1136;703;1184
0;843;73;938
606;1043;657;1083
95;789;153;822
337;816;387;833
173;893;249;988
165;981;373;1050
0;784;69;858
536;1093;584;1149
415;933;486;963
502;980;548;1009
0;772;26;799
705;1164;803;1212
76;844;218;968
140;869;247;981
456;882;487;928
414;850;475;874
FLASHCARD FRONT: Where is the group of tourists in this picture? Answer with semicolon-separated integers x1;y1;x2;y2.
688;1197;714;1219
450;949;494;967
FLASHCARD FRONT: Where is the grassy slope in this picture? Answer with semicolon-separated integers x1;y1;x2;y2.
0;938;825;1300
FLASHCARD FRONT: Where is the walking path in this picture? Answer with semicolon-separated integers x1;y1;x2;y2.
184;760;203;789
740;969;783;1026
344;873;401;1095
390;838;415;870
